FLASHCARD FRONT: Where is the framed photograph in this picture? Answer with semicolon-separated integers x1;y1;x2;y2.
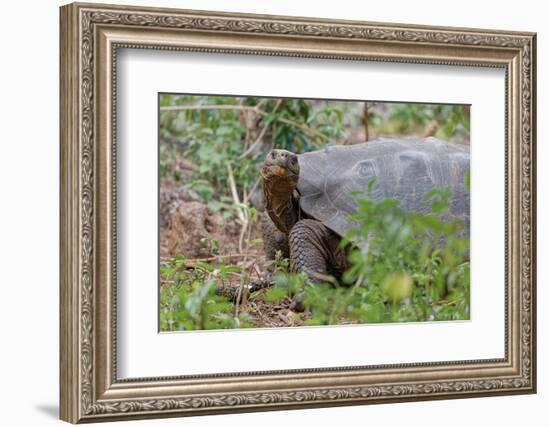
60;2;537;423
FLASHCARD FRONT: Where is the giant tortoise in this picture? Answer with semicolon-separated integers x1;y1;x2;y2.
260;137;470;293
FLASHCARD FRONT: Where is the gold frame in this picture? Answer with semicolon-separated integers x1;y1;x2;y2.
60;2;537;423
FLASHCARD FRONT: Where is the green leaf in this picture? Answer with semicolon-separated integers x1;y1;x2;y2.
264;287;288;303
382;272;413;303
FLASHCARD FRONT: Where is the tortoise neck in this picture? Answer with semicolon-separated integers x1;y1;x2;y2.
263;178;298;235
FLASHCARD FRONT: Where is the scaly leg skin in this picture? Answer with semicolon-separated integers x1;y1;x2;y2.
288;219;348;312
254;212;289;298
260;212;289;261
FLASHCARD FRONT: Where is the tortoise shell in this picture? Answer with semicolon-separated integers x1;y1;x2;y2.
296;137;470;239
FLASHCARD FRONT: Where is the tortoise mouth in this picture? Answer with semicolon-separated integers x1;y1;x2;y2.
262;164;299;181
269;166;288;177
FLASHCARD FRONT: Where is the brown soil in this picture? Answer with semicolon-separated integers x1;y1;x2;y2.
160;182;242;259
159;183;362;329
243;289;310;328
165;201;224;258
159;182;313;328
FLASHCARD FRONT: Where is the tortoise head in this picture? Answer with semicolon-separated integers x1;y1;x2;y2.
261;149;300;186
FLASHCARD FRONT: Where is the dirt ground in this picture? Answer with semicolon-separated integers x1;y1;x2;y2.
159;178;311;328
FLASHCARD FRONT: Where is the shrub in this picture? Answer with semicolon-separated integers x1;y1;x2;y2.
159;255;252;331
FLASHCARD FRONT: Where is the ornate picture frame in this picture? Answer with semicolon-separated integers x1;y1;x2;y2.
60;2;536;423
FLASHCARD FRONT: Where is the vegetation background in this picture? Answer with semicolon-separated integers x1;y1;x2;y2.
158;95;470;331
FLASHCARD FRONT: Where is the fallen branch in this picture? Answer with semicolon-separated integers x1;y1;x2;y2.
160;104;261;114
277;311;291;325
160;253;258;266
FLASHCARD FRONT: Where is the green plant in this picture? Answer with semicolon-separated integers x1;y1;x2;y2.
159;95;347;215
159;95;472;329
367;103;470;142
259;180;470;325
262;270;304;304
341;181;470;322
159;255;252;331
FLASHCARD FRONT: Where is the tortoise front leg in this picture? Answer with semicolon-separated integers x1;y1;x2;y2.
289;219;331;280
260;212;289;261
288;219;345;311
289;219;348;281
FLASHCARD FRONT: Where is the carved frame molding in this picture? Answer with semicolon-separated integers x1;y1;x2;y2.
60;2;536;423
